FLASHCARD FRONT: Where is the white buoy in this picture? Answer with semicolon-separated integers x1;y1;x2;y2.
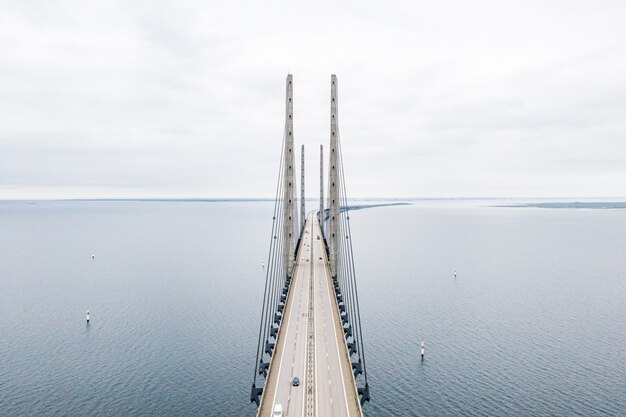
420;339;425;358
262;261;265;269
86;308;90;322
92;254;95;259
454;268;457;278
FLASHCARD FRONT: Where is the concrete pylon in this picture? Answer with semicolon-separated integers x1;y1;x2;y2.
319;144;324;234
284;74;296;279
301;144;305;233
328;74;339;278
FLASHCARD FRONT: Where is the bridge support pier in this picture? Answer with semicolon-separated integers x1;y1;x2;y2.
250;384;263;406
358;384;370;406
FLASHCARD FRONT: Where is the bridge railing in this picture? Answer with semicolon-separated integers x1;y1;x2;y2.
326;125;370;405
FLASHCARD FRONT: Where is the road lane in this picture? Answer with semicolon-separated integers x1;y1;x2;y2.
258;213;361;417
258;217;311;416
311;216;359;417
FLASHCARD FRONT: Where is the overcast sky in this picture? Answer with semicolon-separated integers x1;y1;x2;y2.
1;0;625;199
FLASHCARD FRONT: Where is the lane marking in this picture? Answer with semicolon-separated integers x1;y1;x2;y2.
310;213;319;417
316;218;351;416
268;221;308;416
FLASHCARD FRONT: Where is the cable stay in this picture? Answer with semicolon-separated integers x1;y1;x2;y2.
251;75;299;406
323;74;370;405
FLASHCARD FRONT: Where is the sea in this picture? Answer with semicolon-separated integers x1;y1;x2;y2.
1;199;625;416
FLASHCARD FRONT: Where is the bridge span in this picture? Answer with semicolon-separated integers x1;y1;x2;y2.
252;74;369;416
257;213;361;416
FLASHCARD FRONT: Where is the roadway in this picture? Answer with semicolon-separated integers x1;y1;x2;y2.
258;213;361;417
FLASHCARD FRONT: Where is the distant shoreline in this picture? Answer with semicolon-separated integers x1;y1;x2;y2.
495;202;626;209
2;198;626;207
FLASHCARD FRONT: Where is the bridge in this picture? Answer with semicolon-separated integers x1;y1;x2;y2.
251;75;370;416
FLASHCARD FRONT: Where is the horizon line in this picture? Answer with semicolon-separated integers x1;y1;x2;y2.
2;196;626;202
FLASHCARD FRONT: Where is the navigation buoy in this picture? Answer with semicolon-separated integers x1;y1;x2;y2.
92;254;95;259
420;340;425;359
454;268;457;278
86;308;90;322
262;261;265;269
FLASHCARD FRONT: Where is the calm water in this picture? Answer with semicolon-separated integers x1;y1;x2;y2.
1;200;625;416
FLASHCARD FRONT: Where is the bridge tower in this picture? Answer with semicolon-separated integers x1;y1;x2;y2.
319;144;324;235
328;74;339;278
300;144;305;233
284;74;296;279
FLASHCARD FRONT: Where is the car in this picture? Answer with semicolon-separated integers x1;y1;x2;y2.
292;377;300;386
319;257;322;260
273;404;283;417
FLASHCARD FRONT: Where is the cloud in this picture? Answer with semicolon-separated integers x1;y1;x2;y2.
1;0;625;198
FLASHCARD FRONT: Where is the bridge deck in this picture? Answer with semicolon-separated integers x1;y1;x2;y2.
258;213;362;417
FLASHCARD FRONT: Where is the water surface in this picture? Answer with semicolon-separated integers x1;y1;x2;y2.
1;200;624;416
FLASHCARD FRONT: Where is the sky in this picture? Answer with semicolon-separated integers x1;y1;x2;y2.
1;0;625;199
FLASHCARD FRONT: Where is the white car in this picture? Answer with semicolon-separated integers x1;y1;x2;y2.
273;404;283;417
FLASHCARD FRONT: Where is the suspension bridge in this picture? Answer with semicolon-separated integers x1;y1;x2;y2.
251;74;370;416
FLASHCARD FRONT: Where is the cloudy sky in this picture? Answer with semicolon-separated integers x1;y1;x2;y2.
1;0;625;199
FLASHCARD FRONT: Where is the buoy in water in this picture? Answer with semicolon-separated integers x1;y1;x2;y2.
86;308;90;322
454;268;457;278
420;339;425;359
91;254;95;259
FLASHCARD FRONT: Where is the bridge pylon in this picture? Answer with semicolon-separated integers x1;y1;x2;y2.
300;144;305;234
283;74;296;279
251;74;300;407
325;74;370;406
319;144;324;237
328;74;339;278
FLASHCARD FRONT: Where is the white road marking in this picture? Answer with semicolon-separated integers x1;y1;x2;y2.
311;216;320;417
316;218;351;416
304;218;313;417
262;214;357;417
269;228;306;415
